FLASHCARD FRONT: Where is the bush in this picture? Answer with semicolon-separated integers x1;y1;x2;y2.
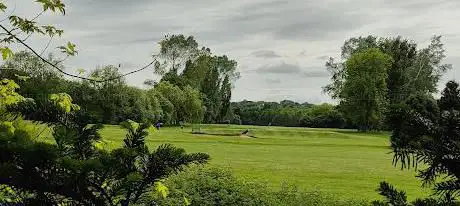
154;166;268;206
152;166;369;206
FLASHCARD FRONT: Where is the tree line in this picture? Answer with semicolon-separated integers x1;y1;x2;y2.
231;100;348;128
0;33;240;126
1;0;459;204
1;51;349;129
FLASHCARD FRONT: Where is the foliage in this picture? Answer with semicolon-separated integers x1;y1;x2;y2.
218;75;232;121
151;166;369;206
384;81;460;204
49;93;80;113
340;48;392;131
0;51;65;101
324;35;450;130
0;79;24;108
1;97;210;205
372;182;455;206
152;34;239;124
153;166;268;206
300;103;346;128
155;34;200;75
0;0;76;63
154;81;204;124
231;100;347;128
201;66;221;123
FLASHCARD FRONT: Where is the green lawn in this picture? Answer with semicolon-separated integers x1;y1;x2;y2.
42;124;430;201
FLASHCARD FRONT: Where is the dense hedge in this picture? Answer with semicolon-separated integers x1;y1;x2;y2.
152;166;369;206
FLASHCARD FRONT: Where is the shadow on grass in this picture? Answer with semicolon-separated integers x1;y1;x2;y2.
191;131;257;138
333;130;391;136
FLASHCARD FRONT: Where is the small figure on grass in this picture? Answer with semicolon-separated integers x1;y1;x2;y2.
155;122;163;130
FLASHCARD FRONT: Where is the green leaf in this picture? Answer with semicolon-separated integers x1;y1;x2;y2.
0;3;7;12
183;196;191;206
154;182;169;199
0;121;15;135
14;74;31;82
76;68;86;76
35;0;65;14
0;47;13;60
58;41;78;56
0;79;24;107
49;93;79;113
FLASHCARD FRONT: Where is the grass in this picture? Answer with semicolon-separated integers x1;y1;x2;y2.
40;124;430;202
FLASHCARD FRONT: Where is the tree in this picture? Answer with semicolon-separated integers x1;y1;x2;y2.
213;55;239;82
147;89;174;124
77;65;129;123
201;66;221;123
378;37;418;103
381;81;460;204
155;34;200;76
324;35;451;126
153;81;203;124
181;56;211;89
340;48;392;131
439;81;460;110
2;99;210;204
0;51;66;101
182;85;204;123
154;81;185;124
218;75;232;122
0;2;211;205
300;104;345;128
151;35;239;123
229;100;347;128
372;182;444;206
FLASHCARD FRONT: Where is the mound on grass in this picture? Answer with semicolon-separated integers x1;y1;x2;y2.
191;127;257;138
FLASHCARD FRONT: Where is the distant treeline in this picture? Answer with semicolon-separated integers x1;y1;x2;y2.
0;51;347;129
1;35;239;126
230;100;349;128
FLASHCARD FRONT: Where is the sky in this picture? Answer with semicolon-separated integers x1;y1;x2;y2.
7;0;460;104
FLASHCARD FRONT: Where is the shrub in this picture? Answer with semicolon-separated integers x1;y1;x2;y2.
154;166;268;206
151;166;369;206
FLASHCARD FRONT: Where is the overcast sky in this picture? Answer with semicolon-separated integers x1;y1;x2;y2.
9;0;460;103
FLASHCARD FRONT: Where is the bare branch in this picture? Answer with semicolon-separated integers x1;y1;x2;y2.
0;23;157;82
40;36;53;56
21;32;32;41
31;10;45;21
0;2;16;23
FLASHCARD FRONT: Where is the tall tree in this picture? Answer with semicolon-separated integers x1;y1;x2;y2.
439;81;460;110
380;81;460;204
182;85;205;123
181;54;213;89
378;37;418;103
218;75;232;122
325;35;450;105
340;48;392;131
155;34;200;76
201;66;221;123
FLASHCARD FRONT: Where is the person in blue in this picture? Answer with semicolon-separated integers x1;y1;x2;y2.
155;122;162;130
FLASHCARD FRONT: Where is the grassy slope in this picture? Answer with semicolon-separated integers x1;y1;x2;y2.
88;124;429;201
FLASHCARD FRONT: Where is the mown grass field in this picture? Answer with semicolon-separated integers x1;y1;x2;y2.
41;124;429;201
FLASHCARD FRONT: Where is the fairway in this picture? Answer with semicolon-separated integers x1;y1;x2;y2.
96;124;428;201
